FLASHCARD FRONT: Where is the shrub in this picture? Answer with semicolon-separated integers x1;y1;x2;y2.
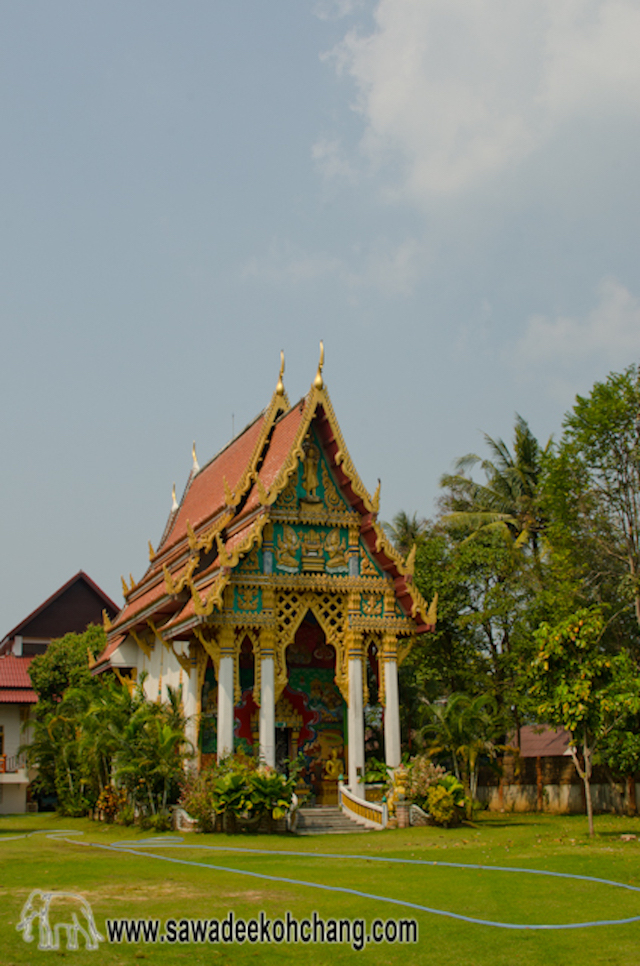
96;785;127;823
405;755;447;810
426;785;456;826
179;754;298;833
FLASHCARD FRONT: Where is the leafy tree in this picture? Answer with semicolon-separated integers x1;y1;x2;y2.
547;365;640;634
383;510;428;556
28;625;106;717
440;414;549;563
409;523;534;733
115;683;192;821
420;691;501;812
529;607;640;836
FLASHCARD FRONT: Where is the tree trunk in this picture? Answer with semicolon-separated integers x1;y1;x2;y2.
628;774;637;815
584;772;594;838
536;756;543;812
603;765;624;814
569;737;594;837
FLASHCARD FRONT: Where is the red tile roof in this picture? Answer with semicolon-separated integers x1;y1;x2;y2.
159;413;267;554
515;726;572;758
0;655;35;688
0;688;37;703
111;577;171;630
243;405;306;513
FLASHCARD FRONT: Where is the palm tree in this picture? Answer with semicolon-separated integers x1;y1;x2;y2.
420;692;499;810
383;511;428;556
440;414;549;561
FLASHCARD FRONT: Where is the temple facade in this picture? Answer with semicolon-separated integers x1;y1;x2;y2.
94;350;435;797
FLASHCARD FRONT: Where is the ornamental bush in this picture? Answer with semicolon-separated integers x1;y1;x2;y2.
405;755;447;810
180;754;299;833
426;785;456;826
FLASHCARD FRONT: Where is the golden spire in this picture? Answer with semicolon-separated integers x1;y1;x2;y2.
192;441;199;473
276;350;285;396
314;340;324;390
171;484;179;511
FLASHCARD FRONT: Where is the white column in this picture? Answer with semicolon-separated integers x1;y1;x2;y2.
217;654;235;760
182;659;199;759
347;646;365;791
259;655;275;767
384;657;401;768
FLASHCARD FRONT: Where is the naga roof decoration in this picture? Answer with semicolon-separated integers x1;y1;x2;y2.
97;346;435;671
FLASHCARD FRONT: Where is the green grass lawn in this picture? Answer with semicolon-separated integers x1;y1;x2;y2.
2;810;640;965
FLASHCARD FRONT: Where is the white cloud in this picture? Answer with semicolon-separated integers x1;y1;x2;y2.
241;237;427;297
512;277;640;369
312;138;358;182
241;240;343;286
326;0;640;198
346;237;427;296
314;0;366;21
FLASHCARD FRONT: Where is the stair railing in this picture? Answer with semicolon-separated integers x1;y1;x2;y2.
338;781;387;829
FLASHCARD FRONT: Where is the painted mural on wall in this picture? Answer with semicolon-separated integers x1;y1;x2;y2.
200;665;217;758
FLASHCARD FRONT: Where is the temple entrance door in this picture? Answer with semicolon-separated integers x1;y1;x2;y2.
286;610;346;806
275;728;290;772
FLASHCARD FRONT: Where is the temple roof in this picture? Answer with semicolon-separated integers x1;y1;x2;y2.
101;351;435;660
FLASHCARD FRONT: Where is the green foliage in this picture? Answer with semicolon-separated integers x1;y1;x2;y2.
180;755;298;832
529;606;640;834
426;785;457;826
440;414;550;560
25;629;192;820
529;608;638;735
360;757;391;784
383;510;428;556
545;365;640;641
28;625;106;717
420;692;502;810
596;723;640;779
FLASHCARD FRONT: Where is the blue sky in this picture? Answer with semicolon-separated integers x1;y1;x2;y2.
2;0;640;632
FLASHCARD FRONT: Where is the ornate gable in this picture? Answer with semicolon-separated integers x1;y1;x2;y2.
99;346;436;674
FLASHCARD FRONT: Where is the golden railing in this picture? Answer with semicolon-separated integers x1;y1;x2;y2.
338;782;388;829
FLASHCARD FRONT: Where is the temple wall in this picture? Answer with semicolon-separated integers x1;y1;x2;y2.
478;782;640;814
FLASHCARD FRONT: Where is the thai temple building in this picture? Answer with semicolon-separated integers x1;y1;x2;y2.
94;347;436;800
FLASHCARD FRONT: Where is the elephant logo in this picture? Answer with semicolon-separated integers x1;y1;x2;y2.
16;889;104;951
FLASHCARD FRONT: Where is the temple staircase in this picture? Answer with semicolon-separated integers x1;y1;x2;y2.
295;805;369;835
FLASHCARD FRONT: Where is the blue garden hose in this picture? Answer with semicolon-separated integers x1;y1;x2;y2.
4;829;640;931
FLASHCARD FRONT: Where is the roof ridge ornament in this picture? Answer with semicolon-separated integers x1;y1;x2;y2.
192;441;200;473
171;484;179;511
372;479;381;515
276;350;285;396
314;340;324;390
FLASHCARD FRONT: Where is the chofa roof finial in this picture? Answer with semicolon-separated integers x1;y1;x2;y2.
314;340;324;390
171;483;179;511
276;350;285;396
192;441;200;473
